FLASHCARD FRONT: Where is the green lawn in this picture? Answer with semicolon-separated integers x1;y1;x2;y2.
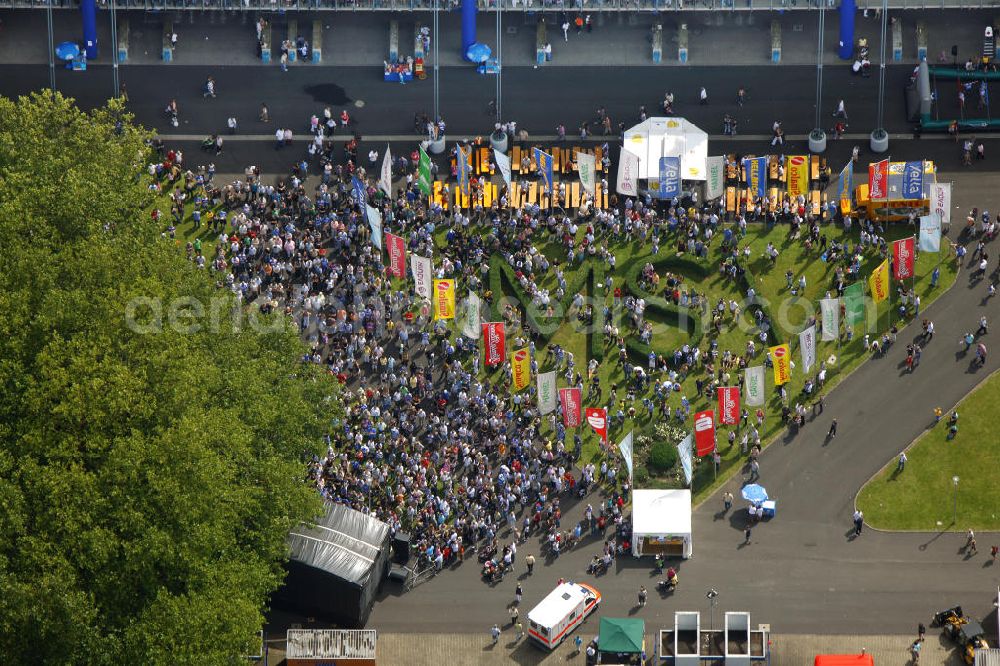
857;373;1000;531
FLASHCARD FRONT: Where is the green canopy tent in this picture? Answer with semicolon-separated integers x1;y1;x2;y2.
598;617;645;655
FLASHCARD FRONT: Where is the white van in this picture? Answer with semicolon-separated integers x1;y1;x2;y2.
526;581;601;649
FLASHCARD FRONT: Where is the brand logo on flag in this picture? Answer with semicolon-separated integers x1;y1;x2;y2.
482;322;505;366
616;149;638;196
511;348;531;392
770;344;791;386
931;182;951;226
893;237;915;280
537;371;557;415
718;387;739;425
744;365;765;407
902;161;923;200
694;409;716;457
560;388;581;428
799;325;816;374
386;233;406;278
585;407;608;443
869;259;889;304
659;156;680;200
869;160;888;200
787;155;808;198
433;279;455;320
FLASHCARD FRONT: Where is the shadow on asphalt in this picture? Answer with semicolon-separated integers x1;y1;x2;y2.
918;526;951;552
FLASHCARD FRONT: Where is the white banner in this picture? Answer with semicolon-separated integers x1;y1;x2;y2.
799;324;816;374
578;152;597;196
462;292;481;339
744;365;765;407
494;149;512;188
379;144;393;196
616;149;639;196
930;182;951;227
919;214;941;252
618;430;634;481
705;155;725;200
411;254;432;299
537;371;557;415
820;298;840;341
677;433;693;486
366;205;383;250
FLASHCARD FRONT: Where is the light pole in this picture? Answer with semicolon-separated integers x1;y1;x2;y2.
46;0;56;99
809;5;827;154
110;0;120;98
952;475;959;525
706;589;719;630
870;0;890;153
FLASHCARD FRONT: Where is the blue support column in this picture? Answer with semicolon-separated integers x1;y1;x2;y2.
461;0;477;60
837;0;855;61
81;0;98;60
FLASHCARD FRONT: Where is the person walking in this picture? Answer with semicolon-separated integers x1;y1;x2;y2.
827;419;838;438
638;586;648;607
833;99;848;121
509;605;519;625
699;87;709;105
203;76;216;98
514;583;523;605
227;116;238;134
990;544;998;561
723;491;733;512
910;638;922;663
574;635;583;653
853;509;864;536
491;623;501;644
561;19;570;41
259;103;270;123
897;451;908;472
525;553;535;575
918;622;926;641
744;525;752;544
514;620;524;640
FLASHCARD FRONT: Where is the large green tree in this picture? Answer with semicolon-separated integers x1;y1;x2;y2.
0;93;337;664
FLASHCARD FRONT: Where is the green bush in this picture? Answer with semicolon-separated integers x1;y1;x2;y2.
648;440;679;473
633;464;650;485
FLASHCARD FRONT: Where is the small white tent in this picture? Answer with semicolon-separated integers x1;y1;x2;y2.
623;117;709;182
632;488;692;559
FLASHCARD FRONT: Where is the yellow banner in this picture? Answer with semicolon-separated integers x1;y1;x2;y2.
787;155;809;198
511;348;531;392
868;259;889;304
433;279;455;320
770;344;791;386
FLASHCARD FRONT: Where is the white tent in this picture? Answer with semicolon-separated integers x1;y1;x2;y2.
632;488;692;559
623;117;709;182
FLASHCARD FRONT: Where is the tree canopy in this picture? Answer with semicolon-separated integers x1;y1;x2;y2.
0;92;338;665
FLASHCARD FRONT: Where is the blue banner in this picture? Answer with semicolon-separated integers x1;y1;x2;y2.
902;161;923;200
352;176;368;221
743;157;766;199
457;146;471;196
534;147;554;194
838;161;853;202
659;156;681;200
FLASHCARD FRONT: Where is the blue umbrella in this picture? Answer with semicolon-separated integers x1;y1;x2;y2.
56;41;80;61
465;42;492;64
741;484;768;504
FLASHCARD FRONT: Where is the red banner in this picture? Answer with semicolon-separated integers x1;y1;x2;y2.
385;232;406;278
694;410;716;457
717;387;740;425
585;408;608;444
892;236;915;280
482;322;506;366
560;388;582;428
869;159;889;201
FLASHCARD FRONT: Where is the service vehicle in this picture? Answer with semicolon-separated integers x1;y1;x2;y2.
526;581;601;649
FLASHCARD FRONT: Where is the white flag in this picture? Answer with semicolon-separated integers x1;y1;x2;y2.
618;430;634;481
379;145;393;195
820;298;840;341
616;149;639;196
577;152;597;196
366;205;383;250
677;433;693;486
411;254;432;299
705;155;725;200
494;149;512;187
919;214;941;252
744;365;765;407
462;291;481;339
537;371;557;415
930;182;951;227
799;324;816;374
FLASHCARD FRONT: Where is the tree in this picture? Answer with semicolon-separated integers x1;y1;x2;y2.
0;92;339;665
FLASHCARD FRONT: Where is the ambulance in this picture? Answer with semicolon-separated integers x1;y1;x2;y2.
526;581;601;649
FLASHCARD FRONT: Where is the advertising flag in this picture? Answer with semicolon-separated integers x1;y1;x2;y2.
534;147;554;193
744;156;766;199
494;149;512;188
511;348;531;392
586;407;608;444
457;145;471;196
844;282;865;326
892;237;915;280
930;182;951;227
820;298;840;341
799;324;816;374
560;388;582;427
462;292;481;339
868;159;889;201
379;144;393;195
838;161;853;205
902;160;923;200
919;215;941;252
693;409;716;457
366;205;383;250
385;232;406;278
787;155;809;198
352;176;368;212
616;149;639;196
717;386;740;425
537;371;557;415
744;365;765;407
417;146;433;196
677;433;694;485
659;156;681;200
869;259;890;304
705;155;725;201
411;254;432;299
482;322;506;366
618;430;634;480
433;279;455;320
769;344;791;386
577;151;597;196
